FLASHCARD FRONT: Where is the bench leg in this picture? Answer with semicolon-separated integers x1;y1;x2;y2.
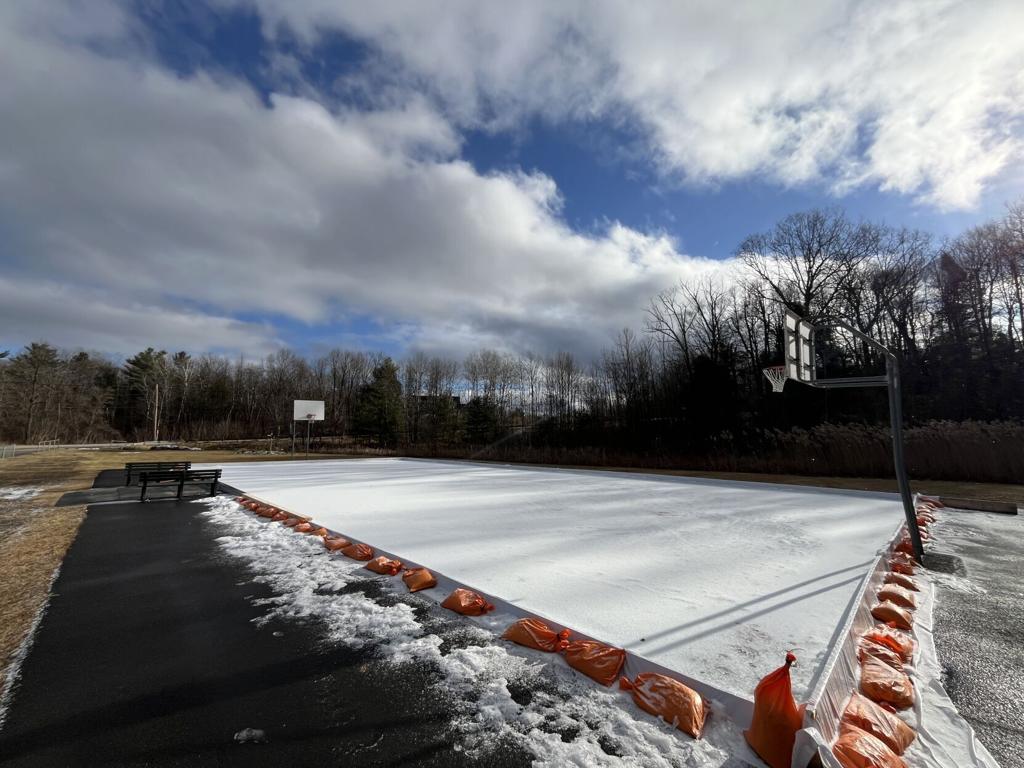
177;477;184;499
140;479;147;502
125;472;132;487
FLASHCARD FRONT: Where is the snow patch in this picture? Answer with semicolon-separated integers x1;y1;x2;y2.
0;487;43;501
199;497;748;767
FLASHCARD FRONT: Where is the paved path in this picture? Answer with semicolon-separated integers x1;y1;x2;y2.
930;509;1024;768
0;494;528;767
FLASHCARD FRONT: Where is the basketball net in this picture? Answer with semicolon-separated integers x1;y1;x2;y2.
762;366;787;393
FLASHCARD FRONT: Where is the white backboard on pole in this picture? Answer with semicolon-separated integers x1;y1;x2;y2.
293;400;325;421
784;310;816;383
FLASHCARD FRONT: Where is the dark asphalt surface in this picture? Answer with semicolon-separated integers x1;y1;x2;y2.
929;508;1024;768
0;494;530;767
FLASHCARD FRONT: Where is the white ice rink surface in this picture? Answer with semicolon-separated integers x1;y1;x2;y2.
212;458;903;700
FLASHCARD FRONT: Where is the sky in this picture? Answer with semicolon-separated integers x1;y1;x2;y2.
1;0;1022;362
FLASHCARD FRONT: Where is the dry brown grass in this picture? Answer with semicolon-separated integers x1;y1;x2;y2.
0;457;91;702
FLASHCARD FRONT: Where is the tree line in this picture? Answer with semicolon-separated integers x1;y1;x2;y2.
2;203;1022;480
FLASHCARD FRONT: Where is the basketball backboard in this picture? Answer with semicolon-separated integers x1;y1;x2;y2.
293;400;325;421
784;309;815;383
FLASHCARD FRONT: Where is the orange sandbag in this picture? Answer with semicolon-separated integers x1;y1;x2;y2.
235;496;247;503
862;625;915;662
889;552;916;574
744;653;803;768
244;501;259;511
402;567;437;592
293;522;314;533
441;588;495;616
858;640;904;671
502;618;571;652
271;511;290;522
834;724;908;768
301;525;328;536
619;673;708;738
894;530;929;554
871;602;913;631
257;506;276;518
341;543;374;561
563;640;626;686
323;536;351;551
876;585;916;610
282;517;303;527
841;692;915;755
365;556;403;575
884;572;919;592
860;657;915;710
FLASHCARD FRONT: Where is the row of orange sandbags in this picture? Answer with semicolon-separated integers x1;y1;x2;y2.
237;497;482;604
740;500;940;768
830;498;941;768
235;497;711;740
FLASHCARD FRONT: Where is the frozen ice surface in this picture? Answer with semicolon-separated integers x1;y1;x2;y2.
211;458;904;700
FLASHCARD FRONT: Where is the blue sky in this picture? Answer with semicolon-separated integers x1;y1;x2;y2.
1;1;1022;360
135;1;1015;257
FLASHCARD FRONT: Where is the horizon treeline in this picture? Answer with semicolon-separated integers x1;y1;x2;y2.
2;203;1023;480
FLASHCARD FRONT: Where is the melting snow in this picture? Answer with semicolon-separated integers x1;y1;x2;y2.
200;497;753;766
0;487;43;501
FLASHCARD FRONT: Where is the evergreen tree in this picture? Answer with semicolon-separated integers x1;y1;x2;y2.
120;347;167;439
8;343;59;442
354;358;403;447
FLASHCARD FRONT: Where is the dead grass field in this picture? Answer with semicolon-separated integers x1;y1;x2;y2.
0;446;1020;707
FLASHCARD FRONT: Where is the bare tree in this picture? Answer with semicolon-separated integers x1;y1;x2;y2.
737;208;875;317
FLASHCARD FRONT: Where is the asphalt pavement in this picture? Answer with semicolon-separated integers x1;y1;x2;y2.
929;507;1024;768
0;491;529;767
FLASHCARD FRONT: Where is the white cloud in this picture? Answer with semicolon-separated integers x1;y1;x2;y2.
6;0;1016;359
234;0;1024;210
0;1;722;359
0;277;281;355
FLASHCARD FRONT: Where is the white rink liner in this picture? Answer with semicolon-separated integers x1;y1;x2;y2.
210;458;904;702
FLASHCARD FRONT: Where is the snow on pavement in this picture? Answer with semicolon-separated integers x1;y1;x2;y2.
200;497;753;767
0;487;43;501
209;458;905;700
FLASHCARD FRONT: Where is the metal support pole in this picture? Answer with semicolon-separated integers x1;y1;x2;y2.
886;354;924;561
291;421;295;456
305;419;311;456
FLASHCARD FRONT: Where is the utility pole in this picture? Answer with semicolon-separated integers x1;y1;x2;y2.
153;382;160;443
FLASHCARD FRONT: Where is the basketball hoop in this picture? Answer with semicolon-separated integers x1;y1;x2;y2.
762;365;788;393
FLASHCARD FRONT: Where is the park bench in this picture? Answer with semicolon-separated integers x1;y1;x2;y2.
124;461;191;485
139;468;222;501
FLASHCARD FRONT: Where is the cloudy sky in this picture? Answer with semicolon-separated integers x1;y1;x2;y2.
2;1;1022;360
